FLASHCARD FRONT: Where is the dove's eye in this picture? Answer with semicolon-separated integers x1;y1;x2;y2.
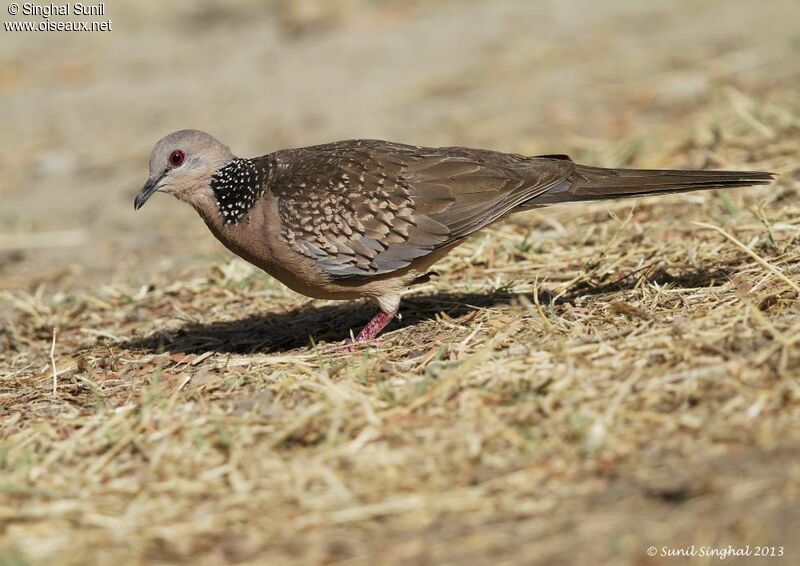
169;150;185;167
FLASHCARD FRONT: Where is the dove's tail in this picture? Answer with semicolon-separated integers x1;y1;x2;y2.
525;162;775;206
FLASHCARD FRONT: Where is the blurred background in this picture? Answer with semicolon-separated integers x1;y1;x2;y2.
1;0;799;292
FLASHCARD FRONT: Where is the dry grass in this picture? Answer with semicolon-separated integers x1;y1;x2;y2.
2;87;800;564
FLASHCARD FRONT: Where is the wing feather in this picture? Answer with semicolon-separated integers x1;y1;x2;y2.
270;141;574;281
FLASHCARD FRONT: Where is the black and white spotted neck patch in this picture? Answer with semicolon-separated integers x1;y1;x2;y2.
211;158;271;225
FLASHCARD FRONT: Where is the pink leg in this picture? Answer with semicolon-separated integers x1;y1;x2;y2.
350;309;398;343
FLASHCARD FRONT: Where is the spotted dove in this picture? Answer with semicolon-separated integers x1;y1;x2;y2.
135;130;773;344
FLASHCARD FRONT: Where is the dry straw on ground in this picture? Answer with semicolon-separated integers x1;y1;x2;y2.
2;87;800;564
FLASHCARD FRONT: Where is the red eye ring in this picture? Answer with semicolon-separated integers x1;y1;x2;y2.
169;150;185;167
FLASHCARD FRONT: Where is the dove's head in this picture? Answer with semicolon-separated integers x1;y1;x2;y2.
135;129;234;210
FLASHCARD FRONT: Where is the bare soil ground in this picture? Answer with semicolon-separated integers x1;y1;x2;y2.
2;0;800;564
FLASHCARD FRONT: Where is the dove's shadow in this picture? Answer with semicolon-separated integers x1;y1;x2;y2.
121;291;518;355
121;266;730;354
